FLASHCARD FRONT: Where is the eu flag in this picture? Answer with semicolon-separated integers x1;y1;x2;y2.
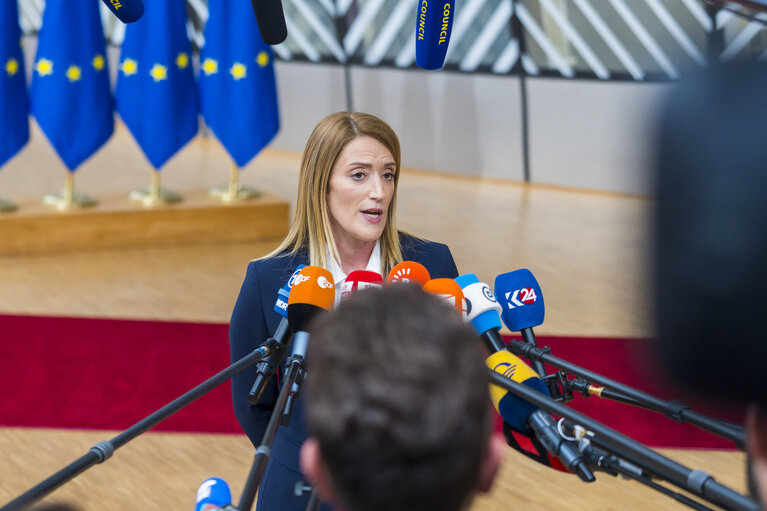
199;0;280;167
30;0;113;171
115;0;198;169
0;0;29;167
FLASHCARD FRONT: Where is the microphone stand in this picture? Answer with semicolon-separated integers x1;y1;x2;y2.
0;340;281;511
237;360;301;511
506;338;746;448
489;370;760;511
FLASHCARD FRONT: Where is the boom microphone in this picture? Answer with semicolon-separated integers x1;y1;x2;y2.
487;350;595;482
415;0;455;70
455;273;506;353
251;0;288;45
341;270;383;301
100;0;144;23
387;261;431;285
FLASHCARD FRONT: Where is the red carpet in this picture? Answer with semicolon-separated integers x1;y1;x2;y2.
0;314;743;448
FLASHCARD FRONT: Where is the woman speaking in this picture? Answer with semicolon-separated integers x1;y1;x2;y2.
229;112;458;510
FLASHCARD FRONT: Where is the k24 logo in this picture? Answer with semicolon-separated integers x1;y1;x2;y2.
505;287;537;309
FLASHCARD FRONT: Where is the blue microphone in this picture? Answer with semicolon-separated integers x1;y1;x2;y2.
494;269;546;376
195;477;233;511
247;265;306;405
455;273;505;352
415;0;455;70
100;0;144;23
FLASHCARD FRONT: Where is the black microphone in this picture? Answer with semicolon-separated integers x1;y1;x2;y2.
251;0;288;45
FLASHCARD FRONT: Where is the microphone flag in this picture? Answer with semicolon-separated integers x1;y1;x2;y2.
0;0;29;168
199;0;280;167
30;0;113;171
115;0;198;169
494;269;545;332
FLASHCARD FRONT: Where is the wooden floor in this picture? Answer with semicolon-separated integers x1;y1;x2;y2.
0;123;748;510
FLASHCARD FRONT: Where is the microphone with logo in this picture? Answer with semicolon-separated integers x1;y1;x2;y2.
100;0;144;23
487;350;596;482
281;266;335;426
423;278;466;314
386;260;431;285
341;270;383;301
248;265;305;405
194;477;235;511
415;0;456;69
455;274;506;353
494;269;547;377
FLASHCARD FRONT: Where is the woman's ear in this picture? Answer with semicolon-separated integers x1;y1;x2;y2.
299;437;337;502
477;431;505;493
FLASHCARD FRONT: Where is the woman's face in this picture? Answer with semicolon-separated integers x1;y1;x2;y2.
327;135;397;251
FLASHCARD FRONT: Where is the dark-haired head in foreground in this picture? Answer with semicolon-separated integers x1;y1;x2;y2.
654;61;767;505
300;284;504;511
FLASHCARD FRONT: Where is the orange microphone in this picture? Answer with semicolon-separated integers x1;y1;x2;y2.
287;266;335;332
423;278;466;314
387;261;431;285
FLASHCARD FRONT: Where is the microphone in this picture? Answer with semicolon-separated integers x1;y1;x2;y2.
248;265;305;405
100;0;144;23
423;278;466;314
251;0;288;45
494;269;546;377
195;477;235;511
454;274;506;353
415;0;455;70
487;350;595;482
341;270;383;301
281;266;335;425
386;261;431;285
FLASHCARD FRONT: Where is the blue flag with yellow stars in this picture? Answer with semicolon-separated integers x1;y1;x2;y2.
0;0;29;168
30;0;113;171
199;0;280;167
115;0;198;169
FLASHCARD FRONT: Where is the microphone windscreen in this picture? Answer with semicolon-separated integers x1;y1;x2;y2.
274;265;307;317
195;477;231;511
455;274;503;335
341;270;384;300
287;266;335;331
423;278;466;314
415;0;455;70
251;0;288;45
494;269;545;331
387;261;431;285
100;0;144;23
487;350;550;431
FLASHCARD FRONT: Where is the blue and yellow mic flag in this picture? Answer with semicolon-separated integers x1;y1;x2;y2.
30;0;113;172
199;0;280;167
115;0;198;169
0;0;29;168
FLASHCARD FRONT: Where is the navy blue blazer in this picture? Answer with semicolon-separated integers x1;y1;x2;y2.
229;233;458;511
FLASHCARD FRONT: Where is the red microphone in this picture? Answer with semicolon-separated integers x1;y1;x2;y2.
341;270;384;301
387;261;431;285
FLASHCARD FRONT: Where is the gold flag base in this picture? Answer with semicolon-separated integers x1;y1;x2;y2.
130;170;182;208
0;198;18;213
43;173;98;211
209;163;260;203
129;187;183;208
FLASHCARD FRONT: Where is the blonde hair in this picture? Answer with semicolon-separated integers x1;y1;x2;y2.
263;112;403;276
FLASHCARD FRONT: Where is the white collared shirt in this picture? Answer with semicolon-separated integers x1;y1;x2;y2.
326;240;381;306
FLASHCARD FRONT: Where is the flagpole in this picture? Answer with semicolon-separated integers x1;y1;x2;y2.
43;172;98;211
130;169;182;208
209;161;260;203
